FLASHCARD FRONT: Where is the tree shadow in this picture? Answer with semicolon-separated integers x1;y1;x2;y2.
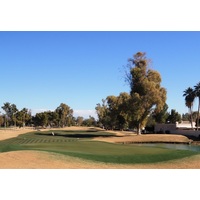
35;132;120;138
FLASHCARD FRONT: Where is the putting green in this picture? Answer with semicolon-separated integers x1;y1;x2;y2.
0;130;199;164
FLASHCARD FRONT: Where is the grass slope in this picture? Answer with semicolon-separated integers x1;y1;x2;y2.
0;130;199;164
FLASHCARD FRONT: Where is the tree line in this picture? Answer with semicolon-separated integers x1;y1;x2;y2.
183;82;200;130
1;52;194;133
0;102;97;128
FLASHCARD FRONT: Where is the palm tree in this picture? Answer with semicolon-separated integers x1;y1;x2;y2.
183;87;195;129
194;82;200;131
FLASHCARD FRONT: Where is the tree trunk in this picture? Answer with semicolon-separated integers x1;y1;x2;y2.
137;123;142;135
197;97;200;131
4;115;6;128
189;107;194;129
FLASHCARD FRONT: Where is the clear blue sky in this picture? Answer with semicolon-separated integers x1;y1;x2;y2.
0;31;200;118
1;0;200;195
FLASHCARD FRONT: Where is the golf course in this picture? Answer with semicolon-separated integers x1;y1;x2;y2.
1;126;200;168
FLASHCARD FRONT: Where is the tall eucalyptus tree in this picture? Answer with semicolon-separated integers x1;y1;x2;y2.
127;52;167;134
55;103;73;127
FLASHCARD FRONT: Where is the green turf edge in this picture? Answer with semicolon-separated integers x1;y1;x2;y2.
0;130;199;164
1;143;198;164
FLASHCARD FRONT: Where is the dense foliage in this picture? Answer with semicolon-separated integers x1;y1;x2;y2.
96;52;167;134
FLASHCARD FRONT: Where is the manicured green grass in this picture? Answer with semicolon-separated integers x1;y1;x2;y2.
0;130;199;164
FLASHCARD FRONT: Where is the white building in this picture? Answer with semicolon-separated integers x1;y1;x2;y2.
155;121;200;138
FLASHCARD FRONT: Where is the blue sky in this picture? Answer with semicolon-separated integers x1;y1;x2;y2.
0;31;200;118
1;0;200;195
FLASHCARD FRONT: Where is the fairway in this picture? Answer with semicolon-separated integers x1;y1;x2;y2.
0;129;199;164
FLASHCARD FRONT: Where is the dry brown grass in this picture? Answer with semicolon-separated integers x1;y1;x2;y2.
0;127;35;140
1;150;200;169
93;133;192;144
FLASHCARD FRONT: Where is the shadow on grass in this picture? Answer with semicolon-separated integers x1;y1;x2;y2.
34;132;119;138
